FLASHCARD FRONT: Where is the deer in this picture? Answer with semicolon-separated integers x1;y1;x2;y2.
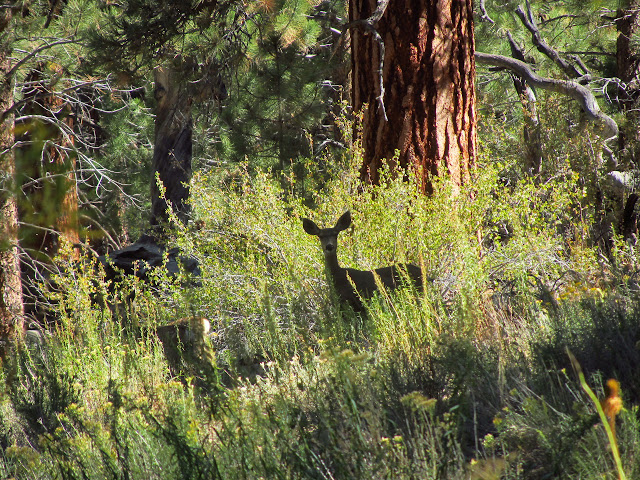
303;211;423;311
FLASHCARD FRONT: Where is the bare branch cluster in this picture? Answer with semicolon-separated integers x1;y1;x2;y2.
475;1;623;164
475;52;618;142
515;1;587;80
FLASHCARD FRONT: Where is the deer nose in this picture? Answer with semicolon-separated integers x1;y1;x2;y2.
325;244;334;252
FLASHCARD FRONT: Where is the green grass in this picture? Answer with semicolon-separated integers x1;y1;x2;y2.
2;149;640;479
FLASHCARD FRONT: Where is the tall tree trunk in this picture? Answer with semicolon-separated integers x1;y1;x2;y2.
16;64;80;320
617;0;640;165
351;0;476;194
0;7;24;353
150;65;192;231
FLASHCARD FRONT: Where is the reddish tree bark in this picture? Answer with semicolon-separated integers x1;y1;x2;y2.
16;64;80;320
0;7;24;353
350;0;476;194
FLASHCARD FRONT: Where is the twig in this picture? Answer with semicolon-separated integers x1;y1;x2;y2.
478;0;495;24
515;2;584;79
342;0;392;121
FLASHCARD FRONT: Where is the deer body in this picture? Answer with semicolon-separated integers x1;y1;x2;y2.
303;211;423;311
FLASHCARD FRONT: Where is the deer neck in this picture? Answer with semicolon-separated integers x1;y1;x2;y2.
323;252;345;280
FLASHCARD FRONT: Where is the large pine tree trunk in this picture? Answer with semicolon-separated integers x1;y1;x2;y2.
351;0;476;194
150;65;192;231
0;8;24;352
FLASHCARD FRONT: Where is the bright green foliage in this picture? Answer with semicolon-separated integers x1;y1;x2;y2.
3;2;640;479
5;123;640;478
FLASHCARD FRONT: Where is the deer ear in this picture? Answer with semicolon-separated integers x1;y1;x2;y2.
335;211;352;231
302;218;320;235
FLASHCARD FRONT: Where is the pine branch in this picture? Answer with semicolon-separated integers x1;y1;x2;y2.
5;37;78;80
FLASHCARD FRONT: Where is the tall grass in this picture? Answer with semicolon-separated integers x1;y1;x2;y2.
2;148;640;479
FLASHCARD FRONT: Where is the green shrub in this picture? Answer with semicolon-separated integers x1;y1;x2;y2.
4;115;640;479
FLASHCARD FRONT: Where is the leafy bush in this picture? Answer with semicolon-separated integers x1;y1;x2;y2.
3;127;640;479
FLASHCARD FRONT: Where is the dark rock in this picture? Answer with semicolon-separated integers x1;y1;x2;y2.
98;238;200;283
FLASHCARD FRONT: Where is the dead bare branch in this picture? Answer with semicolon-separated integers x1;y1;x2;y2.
478;0;495;24
475;51;618;142
515;2;585;79
342;0;391;121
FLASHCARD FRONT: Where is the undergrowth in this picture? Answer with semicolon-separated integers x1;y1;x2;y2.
2;146;640;479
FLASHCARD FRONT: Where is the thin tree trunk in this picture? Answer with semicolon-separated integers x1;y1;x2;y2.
616;1;640;242
507;32;543;175
16;64;80;320
0;7;24;352
617;0;640;164
150;65;192;231
617;1;640;87
351;0;476;194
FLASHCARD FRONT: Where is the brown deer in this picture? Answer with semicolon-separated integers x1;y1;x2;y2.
303;211;423;311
